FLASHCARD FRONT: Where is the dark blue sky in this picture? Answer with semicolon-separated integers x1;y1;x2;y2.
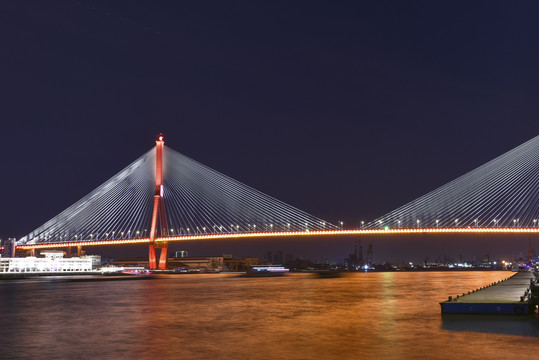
1;1;538;262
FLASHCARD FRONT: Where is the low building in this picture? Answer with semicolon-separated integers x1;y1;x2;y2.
0;251;101;273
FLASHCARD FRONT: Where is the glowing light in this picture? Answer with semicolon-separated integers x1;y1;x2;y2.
15;227;539;250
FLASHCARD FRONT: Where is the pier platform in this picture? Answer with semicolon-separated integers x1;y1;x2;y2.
440;272;536;315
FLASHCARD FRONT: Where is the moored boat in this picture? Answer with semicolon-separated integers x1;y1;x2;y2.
242;265;289;277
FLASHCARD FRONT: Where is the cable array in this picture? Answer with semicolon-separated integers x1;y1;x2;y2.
162;147;336;235
19;146;336;245
19;150;156;244
367;135;539;229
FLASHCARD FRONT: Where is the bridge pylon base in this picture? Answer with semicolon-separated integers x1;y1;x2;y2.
149;243;157;269
158;242;169;270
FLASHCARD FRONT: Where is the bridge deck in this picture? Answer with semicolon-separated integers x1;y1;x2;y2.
440;272;535;315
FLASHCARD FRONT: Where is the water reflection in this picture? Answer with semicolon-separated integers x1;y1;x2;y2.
1;271;537;360
442;314;539;337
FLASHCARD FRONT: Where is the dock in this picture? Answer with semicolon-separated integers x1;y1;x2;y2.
440;272;538;315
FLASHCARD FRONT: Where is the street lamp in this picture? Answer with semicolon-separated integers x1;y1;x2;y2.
416;219;420;228
455;219;459;227
435;219;439;228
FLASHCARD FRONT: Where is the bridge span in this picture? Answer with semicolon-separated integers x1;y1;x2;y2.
10;134;539;269
15;227;539;251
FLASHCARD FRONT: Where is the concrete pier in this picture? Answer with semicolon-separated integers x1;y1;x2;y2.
440;272;536;315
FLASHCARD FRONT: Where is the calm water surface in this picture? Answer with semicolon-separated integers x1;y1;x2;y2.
0;271;537;359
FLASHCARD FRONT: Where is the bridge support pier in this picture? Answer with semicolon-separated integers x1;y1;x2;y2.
77;245;82;257
67;246;71;258
158;242;169;270
148;134;168;270
149;243;157;269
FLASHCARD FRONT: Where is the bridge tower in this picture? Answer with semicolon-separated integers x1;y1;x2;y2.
149;134;169;270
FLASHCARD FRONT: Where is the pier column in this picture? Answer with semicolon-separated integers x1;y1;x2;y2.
148;134;168;270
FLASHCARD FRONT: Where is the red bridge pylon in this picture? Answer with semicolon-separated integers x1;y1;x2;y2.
148;134;169;270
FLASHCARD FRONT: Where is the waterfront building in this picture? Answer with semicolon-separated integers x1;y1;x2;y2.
0;251;101;273
110;254;262;272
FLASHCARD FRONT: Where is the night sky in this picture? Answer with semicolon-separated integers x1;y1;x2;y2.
1;1;538;263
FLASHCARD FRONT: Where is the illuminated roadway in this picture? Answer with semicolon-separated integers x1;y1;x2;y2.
14;227;539;250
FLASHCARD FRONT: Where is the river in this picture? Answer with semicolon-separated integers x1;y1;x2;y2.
0;271;537;359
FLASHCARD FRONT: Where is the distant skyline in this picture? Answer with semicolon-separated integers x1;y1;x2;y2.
1;1;538;262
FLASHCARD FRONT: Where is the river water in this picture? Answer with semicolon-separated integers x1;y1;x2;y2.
0;271;537;359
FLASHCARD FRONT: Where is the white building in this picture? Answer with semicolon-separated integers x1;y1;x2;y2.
0;251;101;273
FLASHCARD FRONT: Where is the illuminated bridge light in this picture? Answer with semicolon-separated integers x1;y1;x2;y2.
14;227;539;250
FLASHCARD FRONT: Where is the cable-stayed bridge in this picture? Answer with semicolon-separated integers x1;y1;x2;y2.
13;134;539;269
